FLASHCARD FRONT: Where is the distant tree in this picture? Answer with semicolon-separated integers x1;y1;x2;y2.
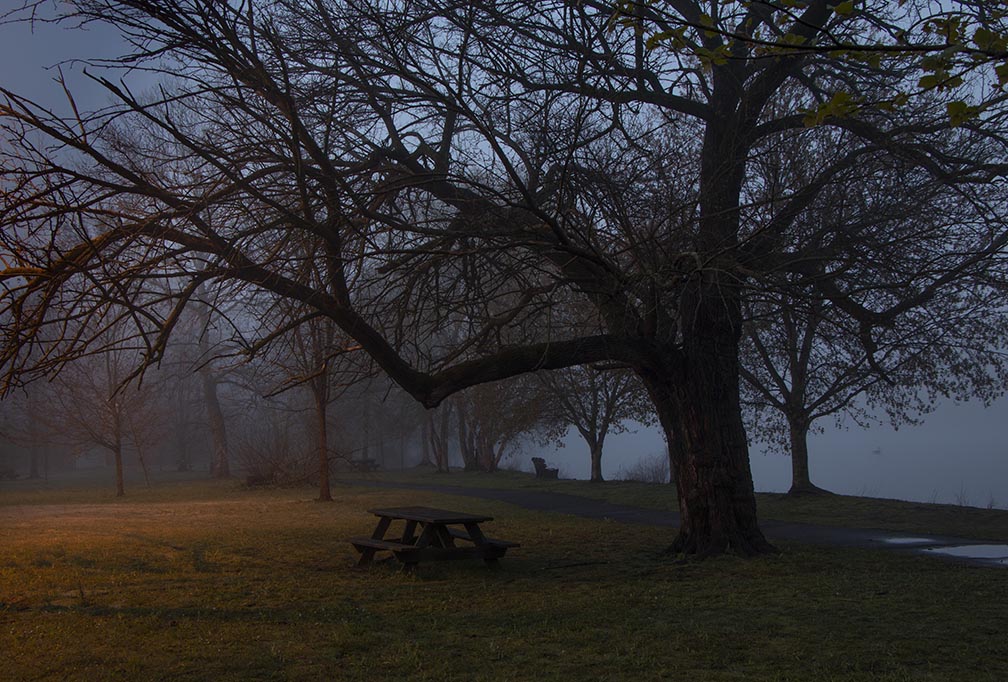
52;340;166;496
0;383;56;479
257;311;370;500
539;367;653;482
742;288;1008;495
425;404;454;473
738;125;1008;495
192;293;235;479
452;376;548;472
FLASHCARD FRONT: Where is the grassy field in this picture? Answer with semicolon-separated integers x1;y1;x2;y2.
2;471;1007;680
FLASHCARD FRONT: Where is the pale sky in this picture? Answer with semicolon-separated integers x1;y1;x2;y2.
2;8;1005;508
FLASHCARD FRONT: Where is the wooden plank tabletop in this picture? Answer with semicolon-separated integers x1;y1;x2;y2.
368;506;494;524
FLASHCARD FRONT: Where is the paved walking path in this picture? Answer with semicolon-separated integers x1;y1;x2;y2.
338;478;1008;567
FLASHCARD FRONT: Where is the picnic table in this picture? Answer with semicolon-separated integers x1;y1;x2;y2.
350;506;519;571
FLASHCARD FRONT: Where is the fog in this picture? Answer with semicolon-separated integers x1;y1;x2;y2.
543;396;1008;508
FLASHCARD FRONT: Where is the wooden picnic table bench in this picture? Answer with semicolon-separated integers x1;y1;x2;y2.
350;505;519;572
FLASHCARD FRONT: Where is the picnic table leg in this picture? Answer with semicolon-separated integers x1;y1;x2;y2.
413;523;435;549
464;522;501;565
371;517;391;540
355;516;393;567
356;546;378;568
433;524;455;548
401;520;418;544
463;522;488;545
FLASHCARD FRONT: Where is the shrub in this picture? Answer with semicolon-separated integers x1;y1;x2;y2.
617;452;670;484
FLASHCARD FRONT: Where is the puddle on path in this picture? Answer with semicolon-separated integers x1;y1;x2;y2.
880;537;937;545
922;544;1008;560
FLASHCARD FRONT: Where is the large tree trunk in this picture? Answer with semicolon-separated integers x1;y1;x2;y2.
200;367;230;478
642;341;775;558
314;390;332;502
637;114;774;557
786;414;829;496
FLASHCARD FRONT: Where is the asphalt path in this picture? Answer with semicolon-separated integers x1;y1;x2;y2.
338;478;1008;567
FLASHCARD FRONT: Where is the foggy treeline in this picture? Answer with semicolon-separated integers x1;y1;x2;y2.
0;306;654;498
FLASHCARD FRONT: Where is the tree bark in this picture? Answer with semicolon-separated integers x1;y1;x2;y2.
433;407;451;472
136;444;151;488
457;406;480;471
642;344;775;558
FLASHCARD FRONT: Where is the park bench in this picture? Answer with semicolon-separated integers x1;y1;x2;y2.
531;457;559;480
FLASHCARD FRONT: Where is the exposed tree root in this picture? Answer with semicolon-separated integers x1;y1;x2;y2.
663;528;778;559
785;483;834;497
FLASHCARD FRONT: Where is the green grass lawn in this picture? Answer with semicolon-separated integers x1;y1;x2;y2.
2;472;1007;680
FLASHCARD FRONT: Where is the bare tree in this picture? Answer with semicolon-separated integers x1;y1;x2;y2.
257;311;370;500
2;1;1008;556
540;367;653;482
51;341;166;496
742;288;1008;495
738;127;1008;495
0;382;61;480
454;375;546;472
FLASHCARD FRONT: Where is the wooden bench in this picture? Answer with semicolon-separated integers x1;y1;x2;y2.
531;457;558;480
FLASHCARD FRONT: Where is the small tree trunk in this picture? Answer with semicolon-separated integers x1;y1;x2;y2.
28;446;41;479
314;390;332;502
457;408;480;471
136;445;151;488
589;441;604;482
419;415;434;467
200;367;230;478
361;406;370;460
786;415;829;496
480;435;497;472
113;443;125;497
